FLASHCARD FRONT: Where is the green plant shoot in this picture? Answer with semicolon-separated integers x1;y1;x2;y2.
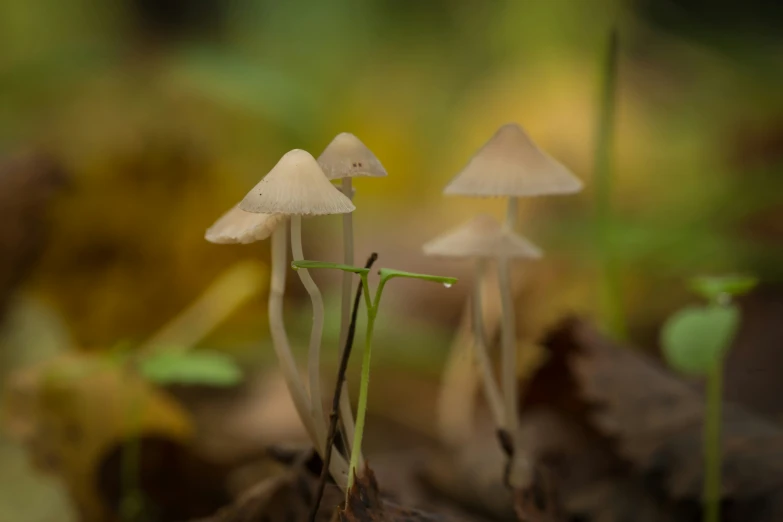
660;274;758;522
661;306;739;375
292;260;456;494
689;274;759;303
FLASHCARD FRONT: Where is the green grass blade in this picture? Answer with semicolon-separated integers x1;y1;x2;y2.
291;260;370;275
594;27;627;340
378;268;457;286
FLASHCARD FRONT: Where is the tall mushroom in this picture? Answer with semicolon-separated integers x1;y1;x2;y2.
422;213;542;433
204;203;357;479
317;132;386;458
205;206;315;432
443;123;581;447
206;197;352;475
239;149;355;467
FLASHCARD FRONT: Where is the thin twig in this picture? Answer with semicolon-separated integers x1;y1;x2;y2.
309;252;378;522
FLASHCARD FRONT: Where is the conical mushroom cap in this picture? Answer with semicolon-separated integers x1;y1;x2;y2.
444;123;582;197
239;149;356;215
422;214;542;259
317;132;387;180
205;205;285;244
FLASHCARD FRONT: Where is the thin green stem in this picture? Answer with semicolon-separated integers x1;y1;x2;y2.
594;27;627;340
360;274;372;312
347;277;389;493
292;260;456;495
704;358;722;522
347;306;377;493
338;177;358;460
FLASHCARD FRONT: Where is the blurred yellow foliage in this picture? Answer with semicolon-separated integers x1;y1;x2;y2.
3;353;192;522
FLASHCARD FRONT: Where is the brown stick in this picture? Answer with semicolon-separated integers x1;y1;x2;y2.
309;252;378;522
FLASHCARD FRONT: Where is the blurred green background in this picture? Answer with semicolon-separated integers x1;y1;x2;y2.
2;0;783;520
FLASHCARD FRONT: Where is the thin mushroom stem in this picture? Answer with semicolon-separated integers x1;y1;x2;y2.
338;177;360;464
506;196;519;231
290;215;328;453
268;223;318;443
473;258;504;428
497;255;518;438
499;196;520;445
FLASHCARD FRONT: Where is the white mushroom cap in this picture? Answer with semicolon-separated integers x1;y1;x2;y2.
239;149;356;216
205;205;284;244
444;123;582;197
317;132;387;180
422;214;543;259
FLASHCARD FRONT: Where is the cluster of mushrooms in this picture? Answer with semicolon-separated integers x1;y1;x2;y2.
423;124;582;483
206;133;386;488
204;123;581;495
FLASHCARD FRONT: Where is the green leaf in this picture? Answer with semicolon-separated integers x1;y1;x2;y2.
378;268;457;287
689;275;759;302
139;350;242;386
661;305;740;375
291;260;370;275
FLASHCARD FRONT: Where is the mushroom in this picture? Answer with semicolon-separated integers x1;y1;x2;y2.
423;214;541;433
239;149;355;465
317;132;386;461
318;132;387;342
205;205;284;244
443;123;582;445
205;205;317;449
206;149;354;486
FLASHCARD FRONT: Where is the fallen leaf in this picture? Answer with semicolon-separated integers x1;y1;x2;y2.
2;352;195;522
193;449;341;522
544;317;783;522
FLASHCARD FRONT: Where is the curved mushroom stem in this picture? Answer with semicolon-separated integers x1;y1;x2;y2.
268;222;318;442
473;258;504;428
500;195;519;437
290;215;328;453
338;177;360;465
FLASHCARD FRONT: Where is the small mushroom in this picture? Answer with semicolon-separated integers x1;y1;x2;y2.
239;149;354;482
423;214;541;433
317;132;387;460
443;123;581;442
205;205;284;244
317;132;387;343
444;123;582;198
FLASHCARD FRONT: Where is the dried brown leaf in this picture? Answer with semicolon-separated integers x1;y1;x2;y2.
195;450;341;522
542;317;783;522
